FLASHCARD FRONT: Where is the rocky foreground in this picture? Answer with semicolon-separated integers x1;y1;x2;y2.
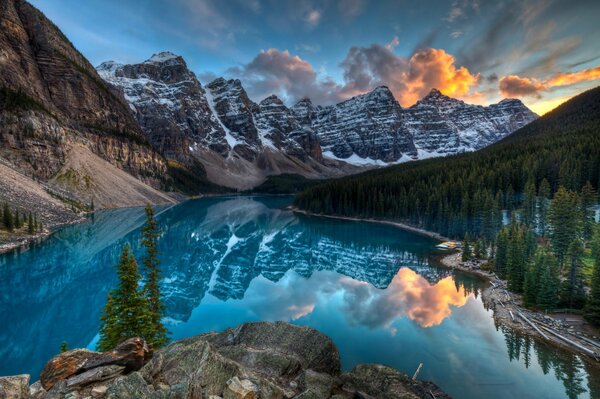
0;322;450;399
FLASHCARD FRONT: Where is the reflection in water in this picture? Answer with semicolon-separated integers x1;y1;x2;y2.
0;196;599;399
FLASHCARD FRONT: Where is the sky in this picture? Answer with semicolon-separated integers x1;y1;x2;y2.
30;0;600;114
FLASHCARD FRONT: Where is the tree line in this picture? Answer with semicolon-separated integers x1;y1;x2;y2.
0;203;43;234
294;86;600;322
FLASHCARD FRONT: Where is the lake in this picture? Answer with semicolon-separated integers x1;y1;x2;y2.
0;196;598;398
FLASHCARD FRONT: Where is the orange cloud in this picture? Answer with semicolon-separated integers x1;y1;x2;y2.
499;75;547;98
340;267;469;328
399;48;480;106
546;66;600;87
499;66;600;100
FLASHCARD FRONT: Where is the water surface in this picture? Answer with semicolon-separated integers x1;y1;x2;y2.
0;196;598;398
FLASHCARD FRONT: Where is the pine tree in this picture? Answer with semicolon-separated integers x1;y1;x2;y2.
141;205;168;348
28;212;35;235
560;239;587;309
522;176;537;227
537;179;551;236
494;228;509;279
60;341;68;353
3;203;13;231
548;187;581;268
462;233;472;261
580;181;597;241
97;244;151;351
537;250;560;310
584;230;600;325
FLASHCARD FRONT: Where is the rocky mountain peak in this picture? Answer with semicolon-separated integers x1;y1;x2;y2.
145;51;183;64
418;88;465;108
259;94;285;107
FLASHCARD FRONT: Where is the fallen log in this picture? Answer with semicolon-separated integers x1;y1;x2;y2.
517;311;549;340
509;310;515;322
412;363;423;380
539;325;599;359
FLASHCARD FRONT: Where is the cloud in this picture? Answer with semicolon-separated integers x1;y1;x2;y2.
499;75;546;98
339;268;470;328
305;9;322;26
339;45;480;106
546;65;600;86
385;36;400;50
228;48;343;104
499;66;600;98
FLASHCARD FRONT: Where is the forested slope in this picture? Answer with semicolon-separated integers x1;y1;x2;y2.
295;86;600;239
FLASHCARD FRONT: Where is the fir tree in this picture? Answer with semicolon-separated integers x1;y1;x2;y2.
141;205;168;348
3;203;13;231
580;181;597;241
60;341;68;353
548;187;581;268
28;212;35;235
536;251;560;310
537;179;551;236
97;244;151;351
522;176;537;227
584;230;600;325
462;233;472;261
560;239;586;309
494;228;509;279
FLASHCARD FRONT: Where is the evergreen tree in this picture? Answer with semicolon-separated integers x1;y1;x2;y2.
60;341;68;353
560;239;586;309
580;181;598;241
462;233;472;261
537;179;551;236
28;212;35;235
474;239;484;259
3;203;13;231
141;205;168;348
494;228;509;279
97;244;151;351
548;187;581;267
537;251;560;310
584;230;600;325
522;176;537;227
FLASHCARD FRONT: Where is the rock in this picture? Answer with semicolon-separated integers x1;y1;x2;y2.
90;385;108;397
105;372;153;399
223;377;258;399
65;365;125;389
0;374;30;399
40;338;151;390
29;381;46;399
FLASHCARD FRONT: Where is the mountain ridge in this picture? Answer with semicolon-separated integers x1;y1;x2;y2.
98;51;538;188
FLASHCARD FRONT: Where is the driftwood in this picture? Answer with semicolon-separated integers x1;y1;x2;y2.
539;325;598;359
412;363;423;380
578;335;600;350
517;311;549;340
509;310;515;322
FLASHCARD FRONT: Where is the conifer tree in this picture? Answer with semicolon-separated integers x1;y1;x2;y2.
97;244;151;351
584;229;600;325
141;205;168;348
548;187;581;268
580;181;597;241
522;176;537;227
537;179;551;236
536;251;560;310
60;341;68;353
494;228;509;279
3;203;13;231
560;239;586;309
462;233;472;261
28;212;35;235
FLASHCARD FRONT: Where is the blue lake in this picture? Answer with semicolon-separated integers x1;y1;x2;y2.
0;196;598;398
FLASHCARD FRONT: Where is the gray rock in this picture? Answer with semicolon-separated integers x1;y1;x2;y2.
0;374;30;399
65;365;125;389
223;377;258;399
105;372;153;398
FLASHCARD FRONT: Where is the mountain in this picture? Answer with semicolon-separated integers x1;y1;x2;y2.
99;55;354;190
98;53;537;189
0;0;174;212
295;85;600;239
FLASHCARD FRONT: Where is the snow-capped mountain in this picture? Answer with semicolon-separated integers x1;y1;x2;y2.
97;52;537;188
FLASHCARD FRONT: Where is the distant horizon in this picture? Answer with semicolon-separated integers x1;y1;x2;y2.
31;0;600;115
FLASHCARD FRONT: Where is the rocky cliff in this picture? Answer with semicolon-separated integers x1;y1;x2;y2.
99;55;351;190
0;0;173;210
99;53;537;188
0;322;451;399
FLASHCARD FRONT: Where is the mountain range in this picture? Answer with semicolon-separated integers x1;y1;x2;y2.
98;51;537;189
0;0;537;219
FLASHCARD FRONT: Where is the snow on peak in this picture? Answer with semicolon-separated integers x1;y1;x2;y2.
146;51;182;64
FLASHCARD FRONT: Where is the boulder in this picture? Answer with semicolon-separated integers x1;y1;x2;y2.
40;338;151;390
65;365;125;389
0;374;30;399
223;377;258;399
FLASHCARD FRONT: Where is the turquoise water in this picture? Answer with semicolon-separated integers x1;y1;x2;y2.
0;196;598;398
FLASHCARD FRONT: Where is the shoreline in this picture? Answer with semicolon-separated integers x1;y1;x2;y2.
291;207;451;241
294;207;600;365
